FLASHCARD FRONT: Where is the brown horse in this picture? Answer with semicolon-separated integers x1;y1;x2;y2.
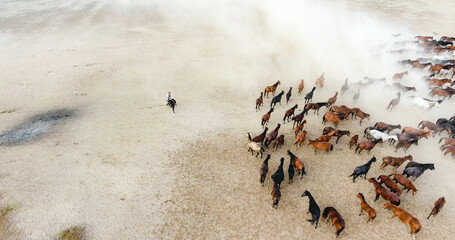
416;36;433;42
374;122;402;133
271;183;281;208
412;61;431;70
391;173;418;196
255;92;263;111
383;203;421;235
315;73;324;88
377;175;402;196
418;120;440;132
439;137;455;149
322;126;337;136
381;155;413;169
294;130;307;147
305;102;329;115
350;107;370;125
357;193;376;223
315;134;333;142
393;71;408;80
368;178;400;205
264;81;281;98
294;120;307;136
426;78;453;87
395;139;418;152
427;197;446;219
292;110;306;129
387;92;401;110
252;127;268;145
429;87;453;99
273;135;285;151
330;130;350;144
355;139;382;154
329;105;351;115
261;108;274;128
349;135;358;149
322;207;345;237
287;150;306;178
264;123;281;148
327;92;338;106
322;112;349;127
298;79;304;94
429;64;444;74
283;104;298;123
402;127;430;138
307;140;333;154
442;145;455;156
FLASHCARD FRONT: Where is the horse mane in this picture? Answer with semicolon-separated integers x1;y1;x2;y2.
358;193;366;203
322;207;334;218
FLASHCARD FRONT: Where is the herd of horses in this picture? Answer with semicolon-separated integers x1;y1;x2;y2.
247;35;455;237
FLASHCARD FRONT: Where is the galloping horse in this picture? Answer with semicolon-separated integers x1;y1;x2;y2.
264;81;281;98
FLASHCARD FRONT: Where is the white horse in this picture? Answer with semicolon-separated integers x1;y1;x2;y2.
247;133;264;158
408;96;442;109
369;130;398;144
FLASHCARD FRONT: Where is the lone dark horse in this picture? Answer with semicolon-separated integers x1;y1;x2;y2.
167;99;177;113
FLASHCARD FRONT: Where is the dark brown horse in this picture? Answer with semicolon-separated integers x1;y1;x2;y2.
349;135;358;149
255;92;263;111
427;197;445;219
322;207;345;237
368;178;400;206
283;104;298;123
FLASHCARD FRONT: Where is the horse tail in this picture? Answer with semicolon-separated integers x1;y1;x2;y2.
264;88;267;96
439;137;445;144
330;145;333;151
414;225;421;234
441;145;447;151
373;122;378;128
322;113;327;124
283;115;286;122
418;121;423;128
427;210;434;219
355;144;359;153
336;226;345;237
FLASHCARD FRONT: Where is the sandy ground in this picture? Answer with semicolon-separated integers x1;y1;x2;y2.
0;0;454;239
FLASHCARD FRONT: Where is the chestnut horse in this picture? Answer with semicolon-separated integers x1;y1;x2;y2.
315;73;324;88
287;150;306;178
377;175;402;196
294;120;307;136
294;130;307;147
439;137;455;149
381;155;413;169
350;107;370;125
298;79;304;94
374;122;401;133
427;197;445;219
349;135;358;149
327;92;338;106
355;139;382;154
426;78;453;87
357;193;376;223
368;178;400;206
383;203;421;235
391;173;418;196
264;81;281;98
322;207;345;237
393;71;408;80
442;145;455;156
322;112;349;127
330;105;351;115
418;120;440;132
261;108;274;128
307;140;333;154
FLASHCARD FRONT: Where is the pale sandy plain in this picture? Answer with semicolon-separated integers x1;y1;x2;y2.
0;0;454;239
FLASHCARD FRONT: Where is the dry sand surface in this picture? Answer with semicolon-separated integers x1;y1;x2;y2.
0;0;454;239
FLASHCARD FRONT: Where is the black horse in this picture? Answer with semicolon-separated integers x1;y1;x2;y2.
301;190;320;229
167;99;177;113
349;156;376;182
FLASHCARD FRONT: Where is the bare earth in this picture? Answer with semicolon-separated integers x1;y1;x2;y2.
0;0;454;239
